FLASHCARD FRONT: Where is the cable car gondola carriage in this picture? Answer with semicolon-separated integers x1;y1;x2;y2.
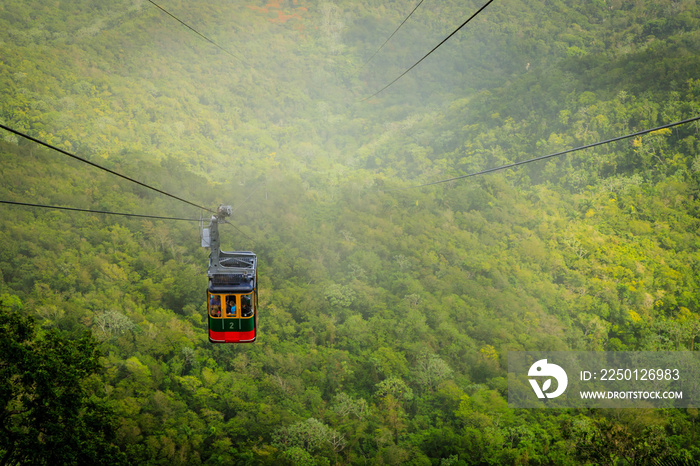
202;205;257;343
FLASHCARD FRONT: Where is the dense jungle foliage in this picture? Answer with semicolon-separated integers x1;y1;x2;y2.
1;0;700;464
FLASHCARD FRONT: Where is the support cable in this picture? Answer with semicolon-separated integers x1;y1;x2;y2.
363;0;426;67
0;123;216;214
221;219;255;243
146;0;249;66
391;115;700;190
0;200;201;222
231;183;262;214
362;0;494;101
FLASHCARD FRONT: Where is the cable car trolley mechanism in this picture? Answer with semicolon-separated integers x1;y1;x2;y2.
202;205;258;343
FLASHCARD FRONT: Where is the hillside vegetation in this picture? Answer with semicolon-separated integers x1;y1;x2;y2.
1;0;699;464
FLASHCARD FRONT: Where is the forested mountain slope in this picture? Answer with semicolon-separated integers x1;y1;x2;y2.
1;0;699;464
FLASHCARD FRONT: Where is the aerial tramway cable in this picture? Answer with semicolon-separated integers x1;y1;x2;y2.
0;123;215;214
390;115;700;190
0;200;201;222
363;0;427;67
146;0;249;66
0;125;258;239
362;0;495;101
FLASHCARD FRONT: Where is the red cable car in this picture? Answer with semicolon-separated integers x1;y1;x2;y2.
202;206;258;343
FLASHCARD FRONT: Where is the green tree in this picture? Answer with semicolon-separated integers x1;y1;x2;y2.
0;298;126;465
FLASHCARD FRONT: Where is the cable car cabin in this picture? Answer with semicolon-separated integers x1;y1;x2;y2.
207;252;258;343
203;206;258;343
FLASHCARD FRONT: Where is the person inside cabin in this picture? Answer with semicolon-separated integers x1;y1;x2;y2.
210;294;221;317
226;295;237;317
241;295;253;317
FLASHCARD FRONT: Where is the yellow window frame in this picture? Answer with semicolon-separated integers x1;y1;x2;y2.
208;292;255;319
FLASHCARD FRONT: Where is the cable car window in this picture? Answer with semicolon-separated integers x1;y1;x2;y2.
209;293;222;318
241;293;254;318
225;295;237;317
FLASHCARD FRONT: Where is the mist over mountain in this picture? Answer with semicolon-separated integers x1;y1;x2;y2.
1;0;699;463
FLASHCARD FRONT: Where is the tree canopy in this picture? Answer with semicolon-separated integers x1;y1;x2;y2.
1;0;699;463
